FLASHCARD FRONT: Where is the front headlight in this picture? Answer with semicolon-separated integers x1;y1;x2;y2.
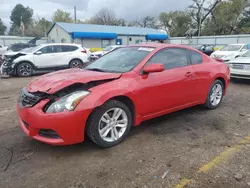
46;91;90;113
228;63;233;68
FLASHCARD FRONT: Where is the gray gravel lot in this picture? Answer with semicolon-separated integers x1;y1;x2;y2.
0;77;250;188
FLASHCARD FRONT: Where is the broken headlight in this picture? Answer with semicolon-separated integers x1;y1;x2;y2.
46;91;90;113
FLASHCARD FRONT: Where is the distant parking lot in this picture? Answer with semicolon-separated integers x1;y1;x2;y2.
0;77;250;188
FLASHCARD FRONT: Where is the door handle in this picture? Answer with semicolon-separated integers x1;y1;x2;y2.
185;72;193;77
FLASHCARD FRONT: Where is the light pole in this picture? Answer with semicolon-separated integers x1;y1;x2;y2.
198;7;203;37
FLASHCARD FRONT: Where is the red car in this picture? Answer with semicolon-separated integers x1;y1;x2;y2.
17;44;230;148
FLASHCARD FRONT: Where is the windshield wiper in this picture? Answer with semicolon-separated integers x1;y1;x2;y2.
86;68;106;72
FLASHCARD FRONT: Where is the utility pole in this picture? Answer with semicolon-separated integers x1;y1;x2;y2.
74;6;77;23
198;7;203;37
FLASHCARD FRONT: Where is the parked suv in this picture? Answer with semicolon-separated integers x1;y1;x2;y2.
1;43;89;77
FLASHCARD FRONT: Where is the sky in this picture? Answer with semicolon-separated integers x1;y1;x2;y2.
0;0;191;28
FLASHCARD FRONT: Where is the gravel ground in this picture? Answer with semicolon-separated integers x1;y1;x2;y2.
0;77;249;188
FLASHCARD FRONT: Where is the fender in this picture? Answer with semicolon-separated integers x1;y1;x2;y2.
13;60;36;70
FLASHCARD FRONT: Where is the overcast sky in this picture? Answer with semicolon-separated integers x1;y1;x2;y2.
0;0;190;28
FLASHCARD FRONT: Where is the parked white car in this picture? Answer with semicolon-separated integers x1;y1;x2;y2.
227;50;250;79
1;43;89;77
90;45;124;60
210;44;249;62
0;44;8;56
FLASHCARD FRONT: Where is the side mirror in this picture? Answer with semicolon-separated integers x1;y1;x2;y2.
35;51;42;55
143;63;164;73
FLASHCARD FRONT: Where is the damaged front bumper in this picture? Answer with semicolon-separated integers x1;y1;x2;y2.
0;62;15;76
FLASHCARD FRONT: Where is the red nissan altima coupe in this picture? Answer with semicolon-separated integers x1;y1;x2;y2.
17;44;230;148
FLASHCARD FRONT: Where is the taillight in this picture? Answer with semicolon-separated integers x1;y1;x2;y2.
81;49;86;53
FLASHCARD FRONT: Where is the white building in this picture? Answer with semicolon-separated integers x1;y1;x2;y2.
47;22;168;49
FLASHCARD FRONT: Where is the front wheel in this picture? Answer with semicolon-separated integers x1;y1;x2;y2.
87;100;132;148
205;80;224;109
16;62;33;77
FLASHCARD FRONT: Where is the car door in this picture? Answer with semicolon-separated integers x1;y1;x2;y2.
33;45;59;68
58;45;79;66
187;50;211;102
135;48;195;117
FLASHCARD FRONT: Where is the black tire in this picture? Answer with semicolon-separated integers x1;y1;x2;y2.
16;62;33;77
87;100;132;148
69;59;83;69
205;80;224;109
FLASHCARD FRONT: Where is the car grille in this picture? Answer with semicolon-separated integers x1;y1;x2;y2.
19;88;41;108
232;63;250;70
39;129;60;139
232;64;244;69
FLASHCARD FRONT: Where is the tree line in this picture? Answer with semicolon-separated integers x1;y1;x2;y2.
0;0;250;37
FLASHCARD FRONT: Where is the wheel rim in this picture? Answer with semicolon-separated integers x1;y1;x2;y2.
71;60;82;68
98;108;128;142
210;84;223;106
19;64;32;76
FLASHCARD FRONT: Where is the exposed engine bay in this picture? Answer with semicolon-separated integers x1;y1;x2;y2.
1;53;27;76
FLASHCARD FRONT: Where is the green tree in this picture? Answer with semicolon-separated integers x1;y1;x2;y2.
203;0;249;35
189;0;222;36
52;9;73;23
159;11;192;37
0;18;7;35
25;18;53;37
9;4;33;35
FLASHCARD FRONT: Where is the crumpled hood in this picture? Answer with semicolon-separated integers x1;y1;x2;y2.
26;69;122;94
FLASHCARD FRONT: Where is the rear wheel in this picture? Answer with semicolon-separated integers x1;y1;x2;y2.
69;59;83;69
87;100;132;148
205;80;224;109
16;62;33;77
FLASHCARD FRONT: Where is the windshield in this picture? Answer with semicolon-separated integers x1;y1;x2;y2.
103;46;115;51
243;50;250;57
220;45;242;51
86;47;154;73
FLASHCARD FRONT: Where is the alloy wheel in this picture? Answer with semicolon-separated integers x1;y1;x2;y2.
210;83;223;106
19;64;32;76
98;108;128;142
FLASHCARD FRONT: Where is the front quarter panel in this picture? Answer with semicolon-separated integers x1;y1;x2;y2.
76;75;137;112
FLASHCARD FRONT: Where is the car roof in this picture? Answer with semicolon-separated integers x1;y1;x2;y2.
38;43;82;47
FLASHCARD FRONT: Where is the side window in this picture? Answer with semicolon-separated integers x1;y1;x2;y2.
148;48;188;70
62;45;78;52
39;46;56;54
54;45;63;53
189;50;202;65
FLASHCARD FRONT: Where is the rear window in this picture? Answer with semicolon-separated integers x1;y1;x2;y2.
62;45;78;52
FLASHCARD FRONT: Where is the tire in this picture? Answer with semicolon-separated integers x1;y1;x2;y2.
205;80;224;109
87;100;132;148
16;62;33;77
69;59;83;69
